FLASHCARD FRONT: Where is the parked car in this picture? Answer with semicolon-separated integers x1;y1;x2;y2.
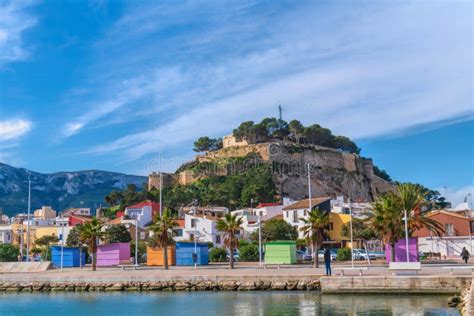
369;251;386;260
352;249;376;260
296;250;312;262
317;250;337;261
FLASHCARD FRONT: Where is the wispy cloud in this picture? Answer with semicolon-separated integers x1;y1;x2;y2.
62;1;472;163
442;185;474;209
0;119;32;141
0;0;38;66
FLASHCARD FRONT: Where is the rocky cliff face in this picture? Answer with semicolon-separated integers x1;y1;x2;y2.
189;141;394;201
0;163;147;216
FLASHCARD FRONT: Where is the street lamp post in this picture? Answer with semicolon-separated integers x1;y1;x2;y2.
60;212;64;272
404;209;410;262
26;177;32;262
258;214;262;267
193;201;198;270
349;198;354;269
307;163;314;262
467;193;473;254
159;172;163;217
135;218;139;267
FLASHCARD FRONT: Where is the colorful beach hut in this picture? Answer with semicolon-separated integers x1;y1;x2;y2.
175;242;209;266
264;241;297;264
146;246;176;266
96;242;131;267
385;237;419;262
51;246;86;268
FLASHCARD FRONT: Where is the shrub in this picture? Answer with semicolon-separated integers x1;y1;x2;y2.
239;244;259;262
336;247;352;261
209;247;227;262
0;244;19;262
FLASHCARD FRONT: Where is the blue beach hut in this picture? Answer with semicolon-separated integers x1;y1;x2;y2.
175;242;209;266
51;246;86;268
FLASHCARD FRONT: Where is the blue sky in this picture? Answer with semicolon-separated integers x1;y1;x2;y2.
0;0;473;205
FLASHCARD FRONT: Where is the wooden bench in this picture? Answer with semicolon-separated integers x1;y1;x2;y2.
388;262;421;275
117;264;139;271
334;267;368;276
442;266;474;275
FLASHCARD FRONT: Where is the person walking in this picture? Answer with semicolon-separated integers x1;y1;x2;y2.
461;247;470;264
324;248;332;276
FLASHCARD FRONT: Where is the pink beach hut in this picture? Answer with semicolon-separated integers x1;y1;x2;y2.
385;237;419;263
97;242;131;266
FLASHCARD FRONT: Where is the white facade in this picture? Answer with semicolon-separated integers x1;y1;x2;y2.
182;214;224;247
125;205;153;228
418;236;474;258
0;225;12;244
283;208;308;238
64;208;91;216
331;196;372;219
232;205;284;239
22;218;56;227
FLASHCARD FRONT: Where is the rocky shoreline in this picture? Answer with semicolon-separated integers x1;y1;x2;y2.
0;280;321;292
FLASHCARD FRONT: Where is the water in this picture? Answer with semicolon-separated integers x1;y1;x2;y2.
0;292;459;316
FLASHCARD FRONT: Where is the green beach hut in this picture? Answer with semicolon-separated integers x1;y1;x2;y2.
264;241;297;264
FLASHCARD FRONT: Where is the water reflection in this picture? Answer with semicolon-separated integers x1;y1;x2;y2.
0;292;459;316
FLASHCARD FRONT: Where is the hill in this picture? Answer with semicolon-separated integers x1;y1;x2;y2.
0;163;147;217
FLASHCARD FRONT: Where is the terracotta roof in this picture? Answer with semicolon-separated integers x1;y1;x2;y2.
127;200;160;209
107;217;123;225
266;214;283;221
69;214;93;221
282;197;331;211
176;219;185;228
426;210;470;220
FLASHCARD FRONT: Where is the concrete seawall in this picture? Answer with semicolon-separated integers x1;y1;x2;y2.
0;272;471;294
321;275;471;294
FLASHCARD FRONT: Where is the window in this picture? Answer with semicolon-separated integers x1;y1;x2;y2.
215;235;221;244
444;224;454;236
328;223;334;230
293;211;298;223
190;233;194;241
471;221;474;234
173;229;183;237
191;219;197;228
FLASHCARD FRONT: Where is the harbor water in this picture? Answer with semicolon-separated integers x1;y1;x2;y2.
0;291;459;315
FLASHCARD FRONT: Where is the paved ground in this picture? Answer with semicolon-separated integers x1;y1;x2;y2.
1;260;473;279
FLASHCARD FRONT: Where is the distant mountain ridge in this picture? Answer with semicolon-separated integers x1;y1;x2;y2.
0;163;147;217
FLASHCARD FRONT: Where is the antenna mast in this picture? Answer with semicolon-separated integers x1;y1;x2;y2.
278;104;283;120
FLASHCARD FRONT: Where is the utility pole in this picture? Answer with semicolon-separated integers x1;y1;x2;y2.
159;172;163;216
278;105;283;121
25;176;32;262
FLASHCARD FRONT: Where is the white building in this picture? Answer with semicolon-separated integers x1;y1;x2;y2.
331;196;373;219
232;202;285;239
418;237;474;259
125;201;160;228
181;207;231;247
63;208;91;217
283;197;331;238
0;225;12;244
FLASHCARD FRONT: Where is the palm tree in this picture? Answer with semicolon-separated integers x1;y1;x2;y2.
398;183;444;236
76;218;105;271
371;184;444;262
216;213;243;269
371;193;403;262
149;209;178;270
299;207;330;268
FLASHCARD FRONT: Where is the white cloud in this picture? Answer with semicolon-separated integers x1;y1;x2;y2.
0;0;38;66
62;1;472;161
442;185;474;209
0;119;32;141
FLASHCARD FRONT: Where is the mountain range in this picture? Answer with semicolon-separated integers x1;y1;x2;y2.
0;163;146;217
